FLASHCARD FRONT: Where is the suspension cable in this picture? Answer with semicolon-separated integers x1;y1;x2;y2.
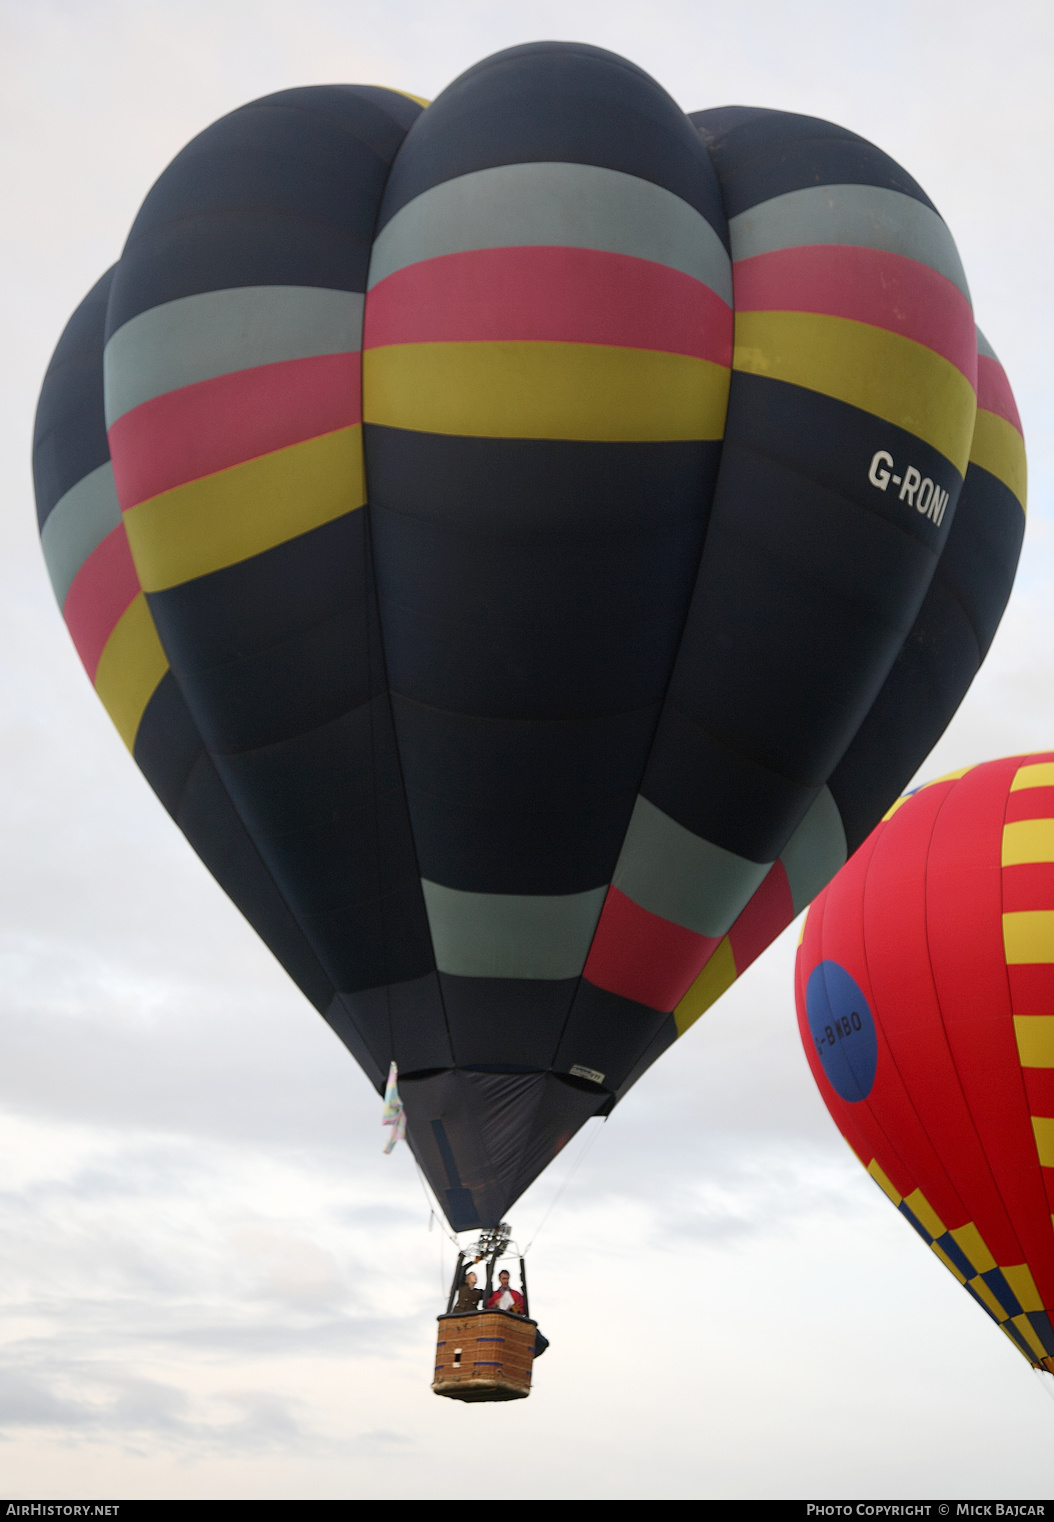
522;1117;605;1254
411;1151;462;1248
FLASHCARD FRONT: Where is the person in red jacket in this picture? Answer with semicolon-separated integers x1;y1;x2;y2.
486;1268;525;1314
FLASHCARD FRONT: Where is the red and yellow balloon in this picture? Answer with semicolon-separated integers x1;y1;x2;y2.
797;754;1054;1370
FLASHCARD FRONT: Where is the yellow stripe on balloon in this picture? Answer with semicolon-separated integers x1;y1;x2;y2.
1030;1115;1054;1168
930;1240;968;1284
1003;818;1054;866
93;592;170;751
1013;1016;1054;1067
363;341;731;442
970;407;1027;511
1010;1313;1048;1360
1011;762;1054;793
903;1187;946;1237
950;1221;996;1274
1002;1262;1045;1313
123;426;366;593
880;772;972;826
673;936;737;1036
867;1159;902;1206
733;310;976;474
919;766;975;790
379;88;430;106
969;1274;1010;1319
1003;911;1054;965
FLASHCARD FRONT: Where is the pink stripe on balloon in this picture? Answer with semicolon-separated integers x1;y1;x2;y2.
62;524;141;681
582;885;720;1012
363;246;734;366
976;354;1023;435
727;861;794;974
733;244;977;386
108;351;362;511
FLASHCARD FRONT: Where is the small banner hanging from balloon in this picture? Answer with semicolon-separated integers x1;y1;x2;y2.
382;1061;406;1155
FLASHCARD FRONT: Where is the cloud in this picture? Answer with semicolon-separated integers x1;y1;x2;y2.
0;1358;321;1456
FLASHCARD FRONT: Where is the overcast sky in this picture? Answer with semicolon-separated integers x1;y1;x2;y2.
3;0;1054;1500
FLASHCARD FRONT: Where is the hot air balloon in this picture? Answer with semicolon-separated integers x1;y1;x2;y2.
796;753;1054;1373
33;42;1024;1251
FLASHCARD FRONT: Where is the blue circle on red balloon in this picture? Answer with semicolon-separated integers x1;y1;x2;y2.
805;961;878;1102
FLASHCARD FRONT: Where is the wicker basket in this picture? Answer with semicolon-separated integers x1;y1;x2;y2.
432;1309;537;1402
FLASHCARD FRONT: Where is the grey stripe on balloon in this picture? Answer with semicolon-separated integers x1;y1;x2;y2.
104;286;365;426
367;161;733;306
40;461;122;608
421;879;607;980
976;327;998;362
729;184;971;304
613;796;772;937
779;786;848;917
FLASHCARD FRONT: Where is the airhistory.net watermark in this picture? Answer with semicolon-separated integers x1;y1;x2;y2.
5;1509;119;1516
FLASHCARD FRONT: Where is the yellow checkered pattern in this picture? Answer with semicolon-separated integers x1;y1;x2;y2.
867;1161;1051;1365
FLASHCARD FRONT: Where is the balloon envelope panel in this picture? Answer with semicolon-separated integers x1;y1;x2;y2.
33;44;1025;1231
826;327;1025;851
796;758;1054;1370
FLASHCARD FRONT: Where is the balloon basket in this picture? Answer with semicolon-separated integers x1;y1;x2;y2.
432;1310;537;1402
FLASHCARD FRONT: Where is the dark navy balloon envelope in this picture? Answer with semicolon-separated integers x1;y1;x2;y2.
33;43;1024;1230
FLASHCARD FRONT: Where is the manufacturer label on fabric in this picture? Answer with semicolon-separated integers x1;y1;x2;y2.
569;1063;605;1084
805;960;878;1102
868;449;949;524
